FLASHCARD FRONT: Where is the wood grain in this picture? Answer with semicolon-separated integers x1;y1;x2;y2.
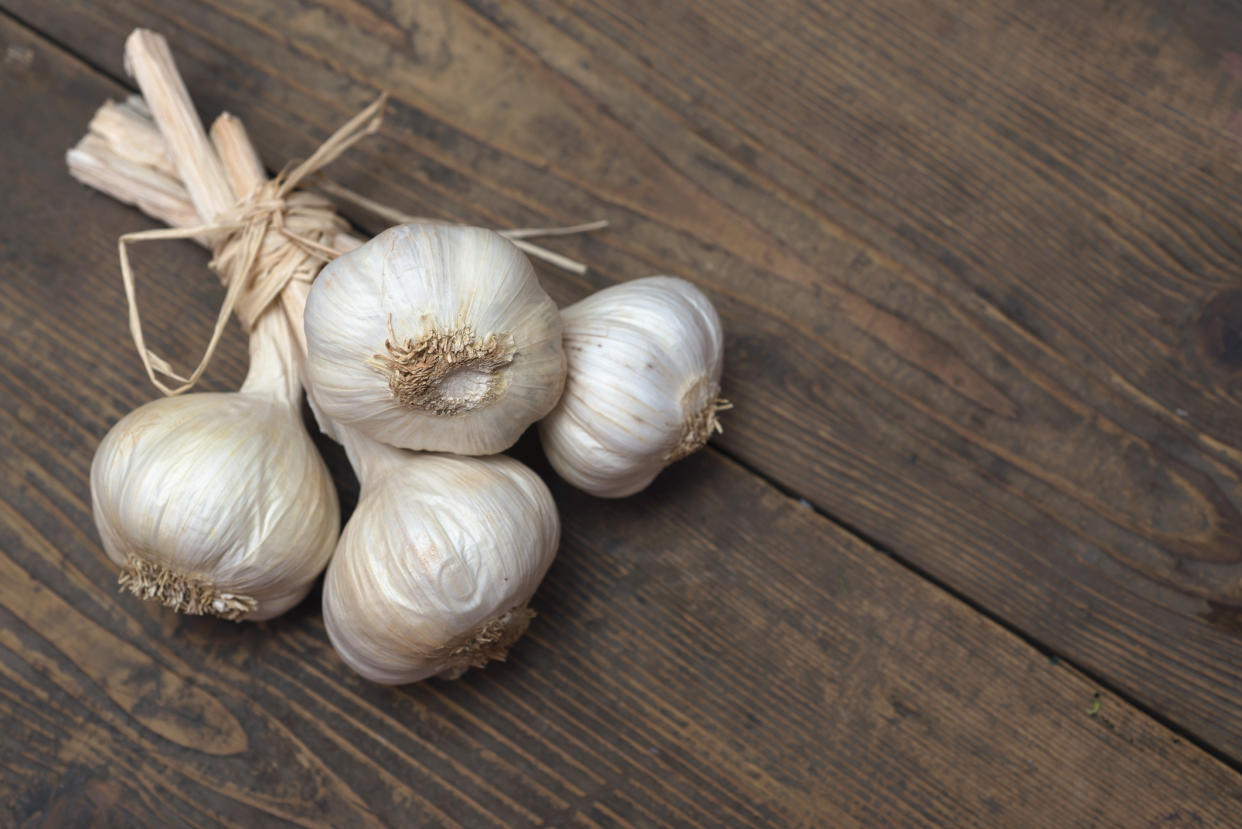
3;13;1242;825
11;0;1242;761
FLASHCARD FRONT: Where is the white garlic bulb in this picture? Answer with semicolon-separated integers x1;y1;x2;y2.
304;223;566;456
323;427;559;684
91;310;339;621
539;276;726;498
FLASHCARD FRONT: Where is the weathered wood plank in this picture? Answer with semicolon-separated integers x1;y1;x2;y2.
10;0;1241;759
3;13;1242;825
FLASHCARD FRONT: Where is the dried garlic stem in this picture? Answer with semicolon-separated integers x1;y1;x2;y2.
124;29;235;220
67;98;362;253
210;112;267;201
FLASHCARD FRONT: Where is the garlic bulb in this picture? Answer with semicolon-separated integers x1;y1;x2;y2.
539;276;726;498
323;427;559;684
304;223;566;456
91;310;339;621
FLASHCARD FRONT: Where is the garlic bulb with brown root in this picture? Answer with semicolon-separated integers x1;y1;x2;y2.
304;223;566;456
539;276;727;498
91;310;339;621
322;426;559;684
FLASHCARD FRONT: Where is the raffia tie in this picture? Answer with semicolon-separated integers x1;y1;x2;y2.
117;95;386;395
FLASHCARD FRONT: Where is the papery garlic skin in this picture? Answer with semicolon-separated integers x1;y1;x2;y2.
539;276;726;498
323;436;559;685
304;224;566;456
90;311;339;621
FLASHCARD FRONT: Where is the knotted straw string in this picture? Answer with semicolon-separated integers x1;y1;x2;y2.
312;178;608;276
118;95;387;395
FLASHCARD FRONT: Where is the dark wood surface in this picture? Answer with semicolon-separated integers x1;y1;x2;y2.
10;0;1242;764
3;1;1242;825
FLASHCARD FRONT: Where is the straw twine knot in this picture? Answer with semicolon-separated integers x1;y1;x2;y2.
117;95;387;395
208;184;348;332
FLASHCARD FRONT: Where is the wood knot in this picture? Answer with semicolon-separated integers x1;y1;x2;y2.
1201;601;1242;636
1196;290;1242;371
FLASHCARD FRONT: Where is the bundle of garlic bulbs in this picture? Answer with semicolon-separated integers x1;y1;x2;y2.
72;29;727;686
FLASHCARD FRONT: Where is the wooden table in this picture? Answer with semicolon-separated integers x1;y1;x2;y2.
3;1;1242;824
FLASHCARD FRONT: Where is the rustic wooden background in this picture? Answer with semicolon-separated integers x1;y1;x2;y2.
3;0;1242;825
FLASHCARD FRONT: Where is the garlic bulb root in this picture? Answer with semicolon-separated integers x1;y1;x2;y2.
539;276;726;498
118;556;257;620
669;380;733;462
370;317;515;415
441;605;536;679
